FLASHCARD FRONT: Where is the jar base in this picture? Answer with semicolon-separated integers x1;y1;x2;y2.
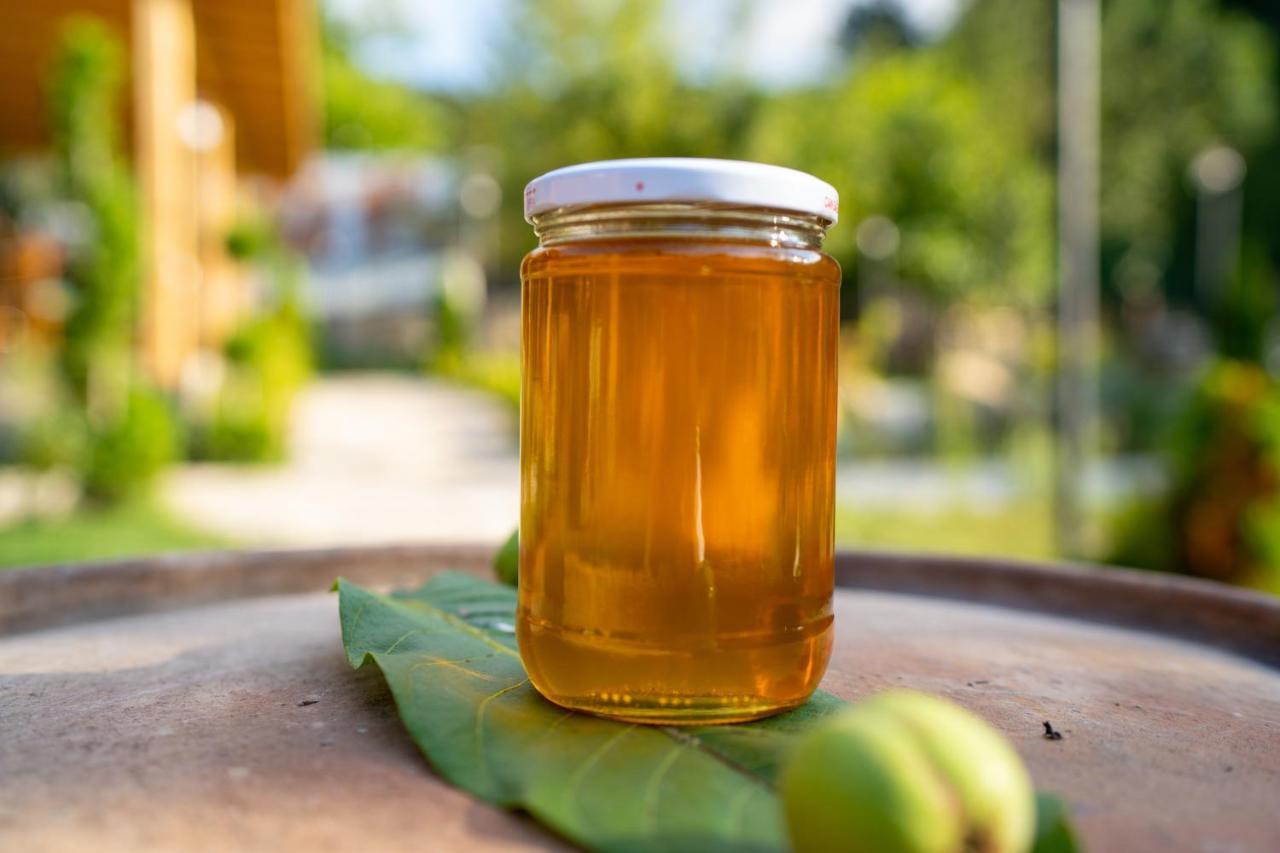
518;610;833;727
538;693;805;726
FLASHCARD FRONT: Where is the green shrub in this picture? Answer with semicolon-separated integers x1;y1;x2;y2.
81;388;179;503
195;408;277;463
1109;360;1280;593
186;211;313;464
223;215;275;262
49;19;139;410
437;351;521;419
190;300;312;463
19;388;179;504
426;291;469;373
31;19;173;509
19;408;89;473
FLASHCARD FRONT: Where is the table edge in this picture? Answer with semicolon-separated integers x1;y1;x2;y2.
1;545;1276;666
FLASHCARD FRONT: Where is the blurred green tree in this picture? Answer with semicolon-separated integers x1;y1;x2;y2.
189;216;313;463
321;16;448;150
944;0;1275;274
23;19;178;504
839;0;920;55
748;52;1053;307
48;18;138;414
1102;0;1273;276
466;0;760;274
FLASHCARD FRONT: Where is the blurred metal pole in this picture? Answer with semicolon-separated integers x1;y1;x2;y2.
1191;146;1247;311
1055;0;1101;559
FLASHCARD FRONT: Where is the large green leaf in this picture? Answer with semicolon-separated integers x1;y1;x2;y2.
337;572;844;852
339;573;1081;852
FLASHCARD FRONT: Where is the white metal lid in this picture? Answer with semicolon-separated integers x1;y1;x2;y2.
523;158;839;225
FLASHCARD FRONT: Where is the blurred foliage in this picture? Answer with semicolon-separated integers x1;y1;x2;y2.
1101;0;1274;259
840;0;921;54
425;248;493;373
216;214;312;463
81;388;179;503
427;290;469;373
224;214;277;262
321;15;446;150
1098;348;1193;454
192;308;311;463
319;0;1277;327
947;0;1275;302
427;0;1272;309
19;408;87;475
748;52;1052;305
1213;240;1275;362
190;235;312;464
13;23;312;494
458;0;760;280
1110;361;1280;592
22;387;179;504
22;20;177;504
47;18;138;411
437;351;521;420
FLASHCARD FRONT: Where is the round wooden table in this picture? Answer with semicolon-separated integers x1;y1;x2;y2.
2;546;1278;851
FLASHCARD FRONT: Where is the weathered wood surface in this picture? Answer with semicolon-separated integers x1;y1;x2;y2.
1;547;1278;851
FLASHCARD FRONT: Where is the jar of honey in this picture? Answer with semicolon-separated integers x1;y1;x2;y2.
518;159;840;724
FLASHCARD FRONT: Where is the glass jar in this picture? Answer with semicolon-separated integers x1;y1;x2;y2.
518;159;840;724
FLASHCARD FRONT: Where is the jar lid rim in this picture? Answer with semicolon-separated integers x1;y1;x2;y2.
523;158;839;225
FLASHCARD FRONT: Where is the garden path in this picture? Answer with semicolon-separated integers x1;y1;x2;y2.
166;374;520;546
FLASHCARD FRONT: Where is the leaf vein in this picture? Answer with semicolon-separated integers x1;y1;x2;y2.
642;744;685;831
474;678;531;794
659;726;774;794
381;628;419;655
406;655;507;682
568;724;636;822
723;780;761;839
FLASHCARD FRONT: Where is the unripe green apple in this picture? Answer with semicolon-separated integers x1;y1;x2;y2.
780;690;1035;853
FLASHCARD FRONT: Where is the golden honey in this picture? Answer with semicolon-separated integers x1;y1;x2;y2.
518;226;839;724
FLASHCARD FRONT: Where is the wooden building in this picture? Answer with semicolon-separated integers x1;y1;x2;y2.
0;0;317;386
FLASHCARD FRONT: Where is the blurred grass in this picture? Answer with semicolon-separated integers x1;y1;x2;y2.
835;502;1056;561
0;502;228;569
0;497;1056;569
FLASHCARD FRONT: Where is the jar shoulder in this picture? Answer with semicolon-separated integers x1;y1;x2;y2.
522;240;840;280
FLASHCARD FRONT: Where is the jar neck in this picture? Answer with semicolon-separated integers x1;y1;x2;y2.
530;203;831;251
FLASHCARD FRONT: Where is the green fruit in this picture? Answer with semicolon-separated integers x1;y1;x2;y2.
494;529;519;586
780;690;1035;853
873;691;1036;853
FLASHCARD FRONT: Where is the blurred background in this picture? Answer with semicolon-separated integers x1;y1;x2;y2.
1;0;1278;595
